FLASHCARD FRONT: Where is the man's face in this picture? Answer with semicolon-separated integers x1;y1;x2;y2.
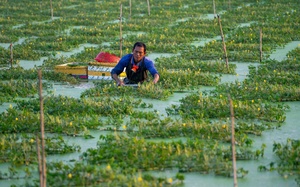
132;46;145;63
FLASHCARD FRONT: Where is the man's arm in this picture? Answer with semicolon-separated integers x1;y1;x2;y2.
144;57;159;83
111;54;131;86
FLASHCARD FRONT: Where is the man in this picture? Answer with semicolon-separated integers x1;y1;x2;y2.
111;42;160;86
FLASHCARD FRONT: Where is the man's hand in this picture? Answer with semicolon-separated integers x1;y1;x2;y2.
153;74;160;84
112;73;125;86
117;80;125;86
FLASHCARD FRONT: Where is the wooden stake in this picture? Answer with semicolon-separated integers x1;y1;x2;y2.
228;95;238;187
147;0;150;16
119;4;123;57
36;136;43;187
260;28;263;62
213;0;216;18
10;43;13;68
217;15;229;70
50;0;53;19
38;70;47;187
129;0;132;18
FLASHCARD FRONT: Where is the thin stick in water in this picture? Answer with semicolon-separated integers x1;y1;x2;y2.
147;0;150;16
119;4;123;57
228;94;238;187
38;70;47;187
213;0;216;18
36;136;43;187
10;43;13;68
50;0;53;20
260;28;263;62
217;15;229;70
129;0;132;18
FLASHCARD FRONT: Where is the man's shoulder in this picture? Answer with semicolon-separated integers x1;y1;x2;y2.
118;54;132;65
121;54;132;60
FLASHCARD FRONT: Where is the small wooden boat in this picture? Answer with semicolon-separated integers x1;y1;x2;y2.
54;63;88;79
54;52;126;80
88;62;126;80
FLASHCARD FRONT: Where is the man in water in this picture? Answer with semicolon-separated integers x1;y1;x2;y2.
111;42;159;86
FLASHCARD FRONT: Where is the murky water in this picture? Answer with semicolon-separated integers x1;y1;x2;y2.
0;37;299;186
147;52;180;63
18;57;47;70
191;37;221;47
269;41;300;62
0;37;28;49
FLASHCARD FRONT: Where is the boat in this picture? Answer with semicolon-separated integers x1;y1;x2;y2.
54;52;126;80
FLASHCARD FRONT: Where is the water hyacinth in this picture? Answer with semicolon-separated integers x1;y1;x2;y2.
0;0;299;186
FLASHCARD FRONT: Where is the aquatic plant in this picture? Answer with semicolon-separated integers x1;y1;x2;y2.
0;134;80;166
259;138;300;185
0;0;299;186
82;134;260;177
166;92;287;122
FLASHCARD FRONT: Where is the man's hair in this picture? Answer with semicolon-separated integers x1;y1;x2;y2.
133;42;146;53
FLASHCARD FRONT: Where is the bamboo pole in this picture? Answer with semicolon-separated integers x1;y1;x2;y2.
38;70;47;187
129;0;132;19
213;0;216;18
147;0;150;16
10;43;13;68
119;4;123;57
217;15;229;70
228;95;238;187
260;28;263;62
50;0;53;19
36;136;43;187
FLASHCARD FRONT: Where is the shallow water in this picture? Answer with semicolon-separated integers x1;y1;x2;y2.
191;37;221;47
0;39;299;187
53;41;300;186
147;52;180;63
0;37;28;49
220;61;260;83
18;57;47;70
269;41;300;61
55;43;98;59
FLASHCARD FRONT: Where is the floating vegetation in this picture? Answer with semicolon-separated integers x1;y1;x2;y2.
259;139;300;186
0;0;299;186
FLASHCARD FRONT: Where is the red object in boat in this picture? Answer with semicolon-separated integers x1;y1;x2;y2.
94;52;120;63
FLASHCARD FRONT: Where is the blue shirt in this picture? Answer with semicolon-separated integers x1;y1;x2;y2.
111;54;159;77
